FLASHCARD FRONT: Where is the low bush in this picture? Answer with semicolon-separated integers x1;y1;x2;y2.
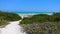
0;11;21;26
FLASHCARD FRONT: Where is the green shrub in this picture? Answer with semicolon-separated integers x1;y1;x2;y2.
53;13;60;21
0;11;21;26
21;14;50;24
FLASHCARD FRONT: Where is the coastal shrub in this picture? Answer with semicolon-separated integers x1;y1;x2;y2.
0;12;21;21
31;14;49;22
21;22;58;34
0;11;21;26
21;14;50;24
21;13;60;24
47;15;56;22
20;12;60;34
53;13;60;21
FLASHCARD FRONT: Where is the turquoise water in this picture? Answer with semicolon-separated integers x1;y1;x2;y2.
15;12;53;15
14;12;53;17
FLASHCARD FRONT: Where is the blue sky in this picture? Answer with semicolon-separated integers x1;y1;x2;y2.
0;0;60;12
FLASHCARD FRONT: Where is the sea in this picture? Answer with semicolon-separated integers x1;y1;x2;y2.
14;12;53;17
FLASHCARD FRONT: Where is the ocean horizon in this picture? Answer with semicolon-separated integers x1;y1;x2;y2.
16;12;53;15
14;12;53;17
